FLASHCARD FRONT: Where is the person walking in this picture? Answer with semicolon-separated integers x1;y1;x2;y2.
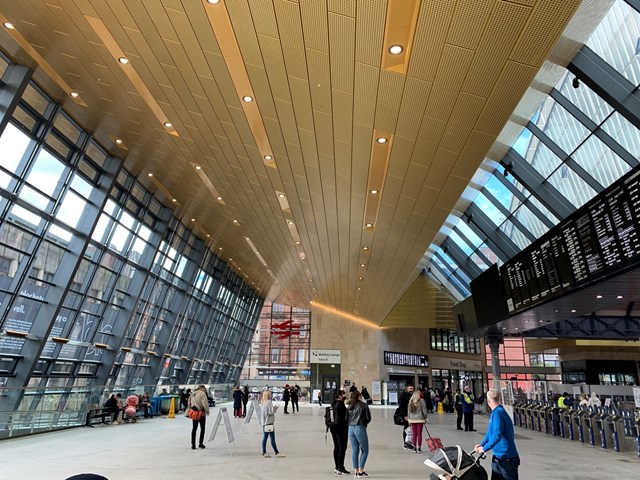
290;385;300;413
462;385;476;432
232;385;244;418
283;385;291;414
454;388;464;430
474;389;520;480
398;384;414;449
407;390;428;454
329;390;350;475
260;390;285;458
242;386;250;417
317;390;323;407
347;390;371;477
188;385;210;450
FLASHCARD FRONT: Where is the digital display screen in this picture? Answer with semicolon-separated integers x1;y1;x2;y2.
500;168;640;314
383;351;429;367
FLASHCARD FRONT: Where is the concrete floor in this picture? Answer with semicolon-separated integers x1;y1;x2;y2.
1;402;638;479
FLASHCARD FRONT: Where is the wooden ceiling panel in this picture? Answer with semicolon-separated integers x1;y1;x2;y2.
424;43;475;121
353;63;378;126
475;61;539;136
461;0;531;98
446;0;494;50
510;0;582;67
0;0;587;325
395;77;431;141
408;0;456;82
438;92;486;154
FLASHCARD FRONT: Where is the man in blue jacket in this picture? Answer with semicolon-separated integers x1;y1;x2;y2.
474;389;520;480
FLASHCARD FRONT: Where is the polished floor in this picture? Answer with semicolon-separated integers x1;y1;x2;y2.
1;402;638;479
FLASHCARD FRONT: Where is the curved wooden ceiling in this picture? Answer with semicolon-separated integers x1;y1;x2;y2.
0;0;586;325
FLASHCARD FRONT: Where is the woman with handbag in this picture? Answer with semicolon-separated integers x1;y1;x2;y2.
347;390;371;477
188;385;210;450
407;390;428;454
260;390;285;458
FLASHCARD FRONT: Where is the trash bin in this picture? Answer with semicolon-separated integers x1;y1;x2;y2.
596;413;612;449
562;409;574;440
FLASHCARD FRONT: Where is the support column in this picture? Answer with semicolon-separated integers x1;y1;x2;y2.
487;334;504;391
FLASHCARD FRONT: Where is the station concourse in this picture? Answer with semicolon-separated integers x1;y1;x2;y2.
1;1;640;479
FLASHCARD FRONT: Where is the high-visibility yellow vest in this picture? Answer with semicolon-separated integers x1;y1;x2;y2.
557;396;567;409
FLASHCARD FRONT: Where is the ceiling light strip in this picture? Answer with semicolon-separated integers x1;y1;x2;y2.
0;14;87;107
363;130;394;229
84;16;179;137
380;0;421;74
202;0;276;168
310;301;379;329
191;163;226;205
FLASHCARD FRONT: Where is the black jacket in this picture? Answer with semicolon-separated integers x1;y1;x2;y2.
347;400;371;426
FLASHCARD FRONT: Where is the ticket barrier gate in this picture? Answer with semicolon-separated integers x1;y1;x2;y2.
572;410;587;444
609;414;634;453
561;409;574;440
635;419;640;457
596;414;612;449
532;405;543;432
527;405;536;430
584;412;600;447
514;403;525;427
540;406;552;434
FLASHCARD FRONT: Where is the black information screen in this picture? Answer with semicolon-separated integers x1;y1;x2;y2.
499;166;640;315
383;351;429;367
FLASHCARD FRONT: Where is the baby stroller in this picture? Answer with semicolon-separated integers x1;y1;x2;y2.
123;395;139;423
424;445;487;480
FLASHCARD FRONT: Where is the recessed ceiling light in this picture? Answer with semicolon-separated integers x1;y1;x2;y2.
358;277;364;281
278;193;285;198
287;220;294;225
571;309;577;313
3;22;15;29
502;327;506;330
515;327;519;330
118;56;129;64
360;263;366;267
365;223;374;228
191;218;195;222
596;295;603;299
357;287;361;290
172;198;177;202
617;295;623;299
309;279;313;282
242;95;253;102
362;246;369;251
163;121;172;128
115;138;123;144
147;173;153;177
195;165;202;170
207;234;210;237
264;155;272;160
370;189;379;195
206;0;220;4
216;196;222;201
229;258;233;261
554;309;559;313
233;220;239;224
376;137;387;144
539;320;543;323
356;296;360;299
70;91;79;98
218;247;223;250
389;44;403;55
295;241;301;245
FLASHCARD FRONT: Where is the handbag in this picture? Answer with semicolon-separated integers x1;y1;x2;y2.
424;424;443;452
187;406;203;421
263;423;274;432
393;407;405;426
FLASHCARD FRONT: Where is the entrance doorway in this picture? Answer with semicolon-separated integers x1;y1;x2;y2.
322;374;339;403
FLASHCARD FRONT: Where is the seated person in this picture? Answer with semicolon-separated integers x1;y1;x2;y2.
104;393;123;424
141;392;152;418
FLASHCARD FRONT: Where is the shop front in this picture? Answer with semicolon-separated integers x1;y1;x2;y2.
429;356;485;397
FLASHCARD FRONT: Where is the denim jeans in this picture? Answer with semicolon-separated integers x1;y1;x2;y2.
262;430;279;455
348;425;369;469
491;456;520;480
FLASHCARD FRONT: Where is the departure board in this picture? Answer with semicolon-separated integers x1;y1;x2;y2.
500;167;640;314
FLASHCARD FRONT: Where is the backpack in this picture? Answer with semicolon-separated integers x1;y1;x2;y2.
325;405;339;428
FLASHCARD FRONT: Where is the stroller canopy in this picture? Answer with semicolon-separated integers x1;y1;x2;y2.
424;446;478;479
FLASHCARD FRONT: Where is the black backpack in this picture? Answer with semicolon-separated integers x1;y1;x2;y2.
325;404;339;428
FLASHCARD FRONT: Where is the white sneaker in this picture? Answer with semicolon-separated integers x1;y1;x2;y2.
262;453;271;458
275;453;286;458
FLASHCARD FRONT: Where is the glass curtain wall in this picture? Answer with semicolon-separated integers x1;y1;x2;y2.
426;0;640;301
0;51;263;436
